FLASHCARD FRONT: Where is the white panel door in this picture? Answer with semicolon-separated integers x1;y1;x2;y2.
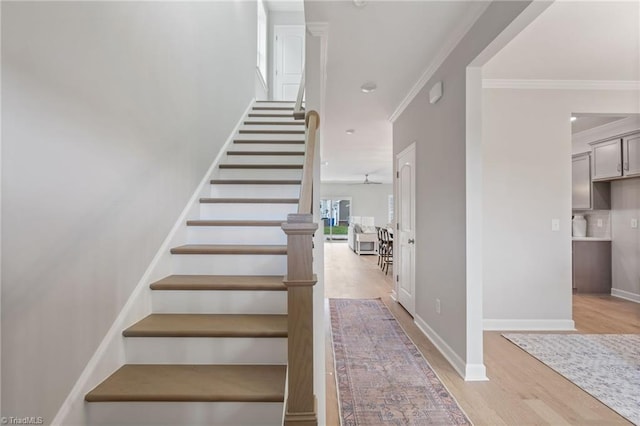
396;144;416;316
274;26;305;101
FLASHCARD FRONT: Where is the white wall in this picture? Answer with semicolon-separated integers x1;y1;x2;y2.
320;183;392;227
1;2;256;422
393;1;531;377
482;88;640;327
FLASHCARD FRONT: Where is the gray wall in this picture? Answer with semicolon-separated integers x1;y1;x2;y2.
321;183;392;227
392;1;530;364
482;88;639;325
1;2;256;421
611;178;640;298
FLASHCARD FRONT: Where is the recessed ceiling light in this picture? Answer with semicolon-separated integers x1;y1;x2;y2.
346;129;355;135
570;116;577;122
321;161;329;166
353;0;366;8
361;81;377;93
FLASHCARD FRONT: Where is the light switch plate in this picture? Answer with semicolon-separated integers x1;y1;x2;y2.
632;218;638;229
597;219;603;228
551;219;560;232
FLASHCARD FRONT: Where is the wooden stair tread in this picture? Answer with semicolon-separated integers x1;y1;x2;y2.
234;139;304;144
238;129;304;134
219;164;303;169
199;197;298;204
150;275;286;291
210;179;301;185
170;244;287;255
226;151;304;156
85;364;286;402
186;220;284;226
123;314;287;338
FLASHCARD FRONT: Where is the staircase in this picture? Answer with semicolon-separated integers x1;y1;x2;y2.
85;101;308;426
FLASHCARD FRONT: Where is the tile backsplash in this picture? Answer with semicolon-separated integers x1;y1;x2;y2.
572;210;611;238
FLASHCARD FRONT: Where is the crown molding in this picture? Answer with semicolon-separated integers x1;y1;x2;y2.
389;1;490;123
573;116;640;147
483;79;640;91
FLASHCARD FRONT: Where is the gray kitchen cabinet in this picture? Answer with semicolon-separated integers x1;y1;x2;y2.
591;132;640;181
592;138;622;180
572;152;610;210
572;241;612;293
623;133;640;177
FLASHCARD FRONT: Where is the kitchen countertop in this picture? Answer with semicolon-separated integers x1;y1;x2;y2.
572;237;612;242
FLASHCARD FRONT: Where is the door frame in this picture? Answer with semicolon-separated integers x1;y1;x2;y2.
394;142;416;315
272;25;305;101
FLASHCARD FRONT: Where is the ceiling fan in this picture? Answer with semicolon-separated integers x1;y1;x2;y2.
351;174;382;185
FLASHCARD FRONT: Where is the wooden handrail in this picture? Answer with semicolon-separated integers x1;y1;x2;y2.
281;107;320;425
293;68;305;120
298;111;319;214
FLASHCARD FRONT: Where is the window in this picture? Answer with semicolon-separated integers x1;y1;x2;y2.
257;0;267;86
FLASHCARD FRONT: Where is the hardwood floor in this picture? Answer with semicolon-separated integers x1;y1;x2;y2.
324;241;639;425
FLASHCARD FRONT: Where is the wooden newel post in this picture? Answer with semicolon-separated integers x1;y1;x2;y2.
281;213;318;426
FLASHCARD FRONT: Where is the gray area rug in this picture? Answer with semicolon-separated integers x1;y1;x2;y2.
330;298;471;425
503;333;640;425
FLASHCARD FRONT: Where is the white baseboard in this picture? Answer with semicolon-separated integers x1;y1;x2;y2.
483;319;576;331
611;288;640;303
413;315;467;380
51;99;255;426
464;363;488;382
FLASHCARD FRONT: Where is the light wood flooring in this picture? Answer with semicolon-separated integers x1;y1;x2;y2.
324;241;640;425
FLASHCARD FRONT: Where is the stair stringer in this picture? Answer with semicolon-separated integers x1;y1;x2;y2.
50;99;255;426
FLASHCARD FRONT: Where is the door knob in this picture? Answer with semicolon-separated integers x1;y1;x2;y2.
408;238;415;244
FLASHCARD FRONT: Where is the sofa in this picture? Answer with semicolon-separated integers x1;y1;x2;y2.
347;216;378;255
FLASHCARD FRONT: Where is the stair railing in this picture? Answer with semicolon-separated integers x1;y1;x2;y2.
281;97;319;424
293;68;306;120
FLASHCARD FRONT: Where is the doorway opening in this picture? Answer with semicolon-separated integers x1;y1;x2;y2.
320;198;351;241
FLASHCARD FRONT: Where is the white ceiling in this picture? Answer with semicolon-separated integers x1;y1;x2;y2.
304;1;482;183
305;1;640;183
266;0;304;12
571;115;628;134
483;1;640;80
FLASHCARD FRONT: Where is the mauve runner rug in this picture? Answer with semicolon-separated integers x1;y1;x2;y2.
330;298;471;425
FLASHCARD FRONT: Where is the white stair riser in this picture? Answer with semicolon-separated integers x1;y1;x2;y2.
233;133;304;141
87;402;283;426
172;254;287;275
253;102;295;108
245;117;301;124
230;143;305;152
152;290;287;314
187;226;287;245
125;337;286;364
210;184;300;198
239;125;304;133
224;155;304;165
215;168;302;180
200;203;296;220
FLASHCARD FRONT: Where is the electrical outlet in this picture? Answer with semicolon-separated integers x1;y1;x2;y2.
597;219;603;228
632;219;638;229
435;299;441;314
551;219;560;232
